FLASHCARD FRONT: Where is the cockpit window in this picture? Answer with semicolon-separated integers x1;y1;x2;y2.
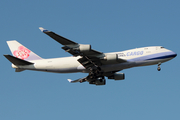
161;47;165;49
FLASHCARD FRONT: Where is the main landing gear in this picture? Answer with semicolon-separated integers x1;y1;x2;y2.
157;62;161;71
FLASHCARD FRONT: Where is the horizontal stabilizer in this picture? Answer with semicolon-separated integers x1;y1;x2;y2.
15;68;25;72
4;55;34;65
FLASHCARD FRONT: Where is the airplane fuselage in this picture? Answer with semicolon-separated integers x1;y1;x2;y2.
12;46;176;73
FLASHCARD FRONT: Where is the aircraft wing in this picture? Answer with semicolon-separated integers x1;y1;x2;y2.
39;27;103;57
39;27;105;72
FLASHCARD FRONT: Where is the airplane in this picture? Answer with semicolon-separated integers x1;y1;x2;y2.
4;27;177;85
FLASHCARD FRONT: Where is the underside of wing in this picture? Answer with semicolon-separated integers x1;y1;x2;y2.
67;76;106;85
67;77;86;83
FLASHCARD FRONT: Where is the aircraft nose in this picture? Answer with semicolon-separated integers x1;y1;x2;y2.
171;51;177;58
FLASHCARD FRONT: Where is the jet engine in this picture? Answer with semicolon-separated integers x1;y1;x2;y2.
89;77;106;85
79;44;91;52
102;54;118;64
62;44;91;55
108;73;125;80
95;79;106;85
105;54;117;61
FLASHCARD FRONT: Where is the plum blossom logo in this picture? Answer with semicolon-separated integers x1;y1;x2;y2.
13;46;31;60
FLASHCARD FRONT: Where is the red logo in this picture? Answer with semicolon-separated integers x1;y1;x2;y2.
13;46;31;60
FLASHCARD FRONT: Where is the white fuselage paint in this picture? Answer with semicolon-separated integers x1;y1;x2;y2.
12;46;176;73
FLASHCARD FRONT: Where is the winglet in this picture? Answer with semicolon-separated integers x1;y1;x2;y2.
39;27;48;33
67;79;73;83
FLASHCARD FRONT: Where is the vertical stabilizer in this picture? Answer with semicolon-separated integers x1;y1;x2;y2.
7;40;43;61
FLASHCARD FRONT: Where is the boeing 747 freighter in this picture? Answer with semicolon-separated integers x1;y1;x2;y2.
4;27;177;85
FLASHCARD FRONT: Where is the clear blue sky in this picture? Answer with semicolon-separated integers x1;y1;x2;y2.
0;0;179;120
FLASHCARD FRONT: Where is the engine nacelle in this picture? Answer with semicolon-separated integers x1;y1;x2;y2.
102;54;118;64
105;54;117;61
108;73;125;80
79;44;91;52
89;78;106;85
95;79;106;85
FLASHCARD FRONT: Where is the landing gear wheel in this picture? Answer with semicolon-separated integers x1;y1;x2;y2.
157;62;161;71
157;67;161;71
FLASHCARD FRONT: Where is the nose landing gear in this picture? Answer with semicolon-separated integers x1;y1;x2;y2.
157;62;161;71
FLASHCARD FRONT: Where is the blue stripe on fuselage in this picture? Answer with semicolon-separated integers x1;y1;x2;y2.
127;51;176;62
147;54;176;60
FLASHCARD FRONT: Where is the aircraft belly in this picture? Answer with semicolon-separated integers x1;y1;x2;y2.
27;57;83;73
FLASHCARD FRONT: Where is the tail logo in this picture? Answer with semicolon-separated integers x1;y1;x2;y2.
13;46;31;60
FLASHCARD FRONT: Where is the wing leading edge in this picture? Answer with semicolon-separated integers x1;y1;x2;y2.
39;27;77;45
